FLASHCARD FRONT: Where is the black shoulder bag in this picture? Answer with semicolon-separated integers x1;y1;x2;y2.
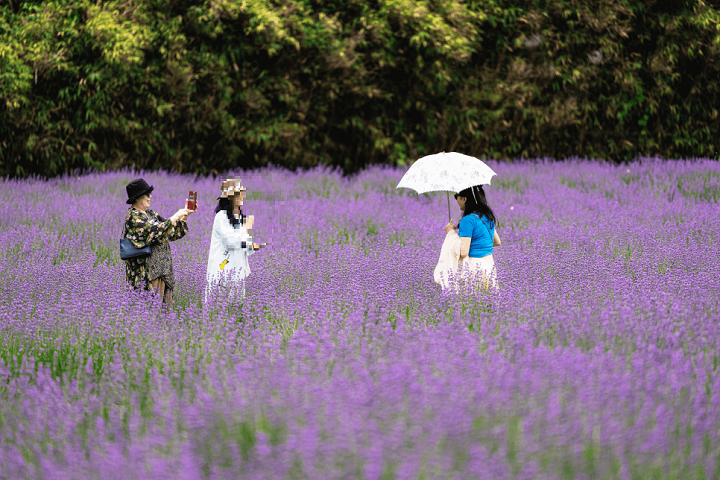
119;210;152;260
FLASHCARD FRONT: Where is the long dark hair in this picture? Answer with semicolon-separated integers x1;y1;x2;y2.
215;197;245;227
455;185;497;226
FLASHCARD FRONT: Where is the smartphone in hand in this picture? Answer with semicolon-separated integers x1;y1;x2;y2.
187;191;197;211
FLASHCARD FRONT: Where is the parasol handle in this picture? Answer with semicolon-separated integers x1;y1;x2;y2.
446;191;451;224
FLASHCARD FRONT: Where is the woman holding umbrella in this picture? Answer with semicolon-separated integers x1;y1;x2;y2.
445;185;501;290
396;151;501;291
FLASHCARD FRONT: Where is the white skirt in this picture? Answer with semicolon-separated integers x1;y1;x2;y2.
455;254;498;292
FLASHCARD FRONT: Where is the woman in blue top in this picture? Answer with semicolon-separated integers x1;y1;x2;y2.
444;185;501;289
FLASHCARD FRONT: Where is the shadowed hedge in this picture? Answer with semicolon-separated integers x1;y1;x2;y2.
0;0;719;178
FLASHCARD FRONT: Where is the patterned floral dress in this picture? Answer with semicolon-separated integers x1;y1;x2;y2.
123;207;188;291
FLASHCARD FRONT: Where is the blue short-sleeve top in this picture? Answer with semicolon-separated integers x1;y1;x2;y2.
458;213;495;258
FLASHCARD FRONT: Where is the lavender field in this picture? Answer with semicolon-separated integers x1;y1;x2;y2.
1;158;719;479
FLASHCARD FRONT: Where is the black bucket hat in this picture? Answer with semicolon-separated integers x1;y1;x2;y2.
125;178;154;205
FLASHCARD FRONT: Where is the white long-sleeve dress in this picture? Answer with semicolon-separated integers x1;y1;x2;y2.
204;211;255;304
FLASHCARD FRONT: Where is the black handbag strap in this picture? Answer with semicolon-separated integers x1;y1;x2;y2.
121;207;149;238
121;209;129;239
121;208;138;239
471;212;493;236
122;208;159;242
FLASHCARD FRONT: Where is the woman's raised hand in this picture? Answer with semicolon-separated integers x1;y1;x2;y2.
445;221;455;234
171;208;191;224
245;215;255;230
185;198;198;213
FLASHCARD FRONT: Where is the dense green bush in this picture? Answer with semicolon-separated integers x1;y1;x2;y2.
1;0;719;178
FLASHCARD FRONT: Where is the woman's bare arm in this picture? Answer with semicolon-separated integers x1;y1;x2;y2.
493;230;501;247
459;237;471;258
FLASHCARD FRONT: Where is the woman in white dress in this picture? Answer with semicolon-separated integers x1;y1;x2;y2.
205;178;263;305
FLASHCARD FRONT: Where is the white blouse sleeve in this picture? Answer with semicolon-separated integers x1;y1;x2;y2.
214;213;254;253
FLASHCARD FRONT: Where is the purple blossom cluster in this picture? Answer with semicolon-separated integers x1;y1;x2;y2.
0;157;719;479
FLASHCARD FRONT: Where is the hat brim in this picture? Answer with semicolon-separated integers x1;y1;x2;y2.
126;186;154;204
217;188;248;200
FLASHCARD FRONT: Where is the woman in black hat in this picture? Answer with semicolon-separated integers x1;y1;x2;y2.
123;178;196;308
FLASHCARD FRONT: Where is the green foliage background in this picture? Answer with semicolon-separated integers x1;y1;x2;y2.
1;0;719;178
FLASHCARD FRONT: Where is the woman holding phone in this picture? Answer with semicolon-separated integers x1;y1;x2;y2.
123;178;197;309
205;177;263;305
